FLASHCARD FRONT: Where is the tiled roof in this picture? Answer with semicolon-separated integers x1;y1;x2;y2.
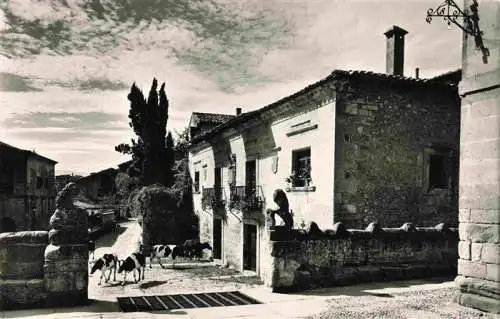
189;69;459;146
78;167;118;182
0;140;58;164
430;69;462;84
191;112;235;125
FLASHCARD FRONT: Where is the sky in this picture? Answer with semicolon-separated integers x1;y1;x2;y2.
0;0;462;176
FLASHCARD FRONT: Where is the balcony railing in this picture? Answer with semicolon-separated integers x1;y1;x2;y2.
201;187;226;211
228;185;265;212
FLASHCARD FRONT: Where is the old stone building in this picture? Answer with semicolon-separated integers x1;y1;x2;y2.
187;26;461;274
0;141;57;232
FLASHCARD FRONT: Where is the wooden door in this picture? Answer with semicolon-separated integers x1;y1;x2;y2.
243;224;257;271
213;219;222;260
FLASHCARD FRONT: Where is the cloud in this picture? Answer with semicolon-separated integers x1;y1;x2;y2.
0;0;292;92
3;111;128;130
0;72;42;92
46;77;129;91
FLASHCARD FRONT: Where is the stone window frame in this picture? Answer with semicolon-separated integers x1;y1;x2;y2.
286;147;316;192
423;146;452;193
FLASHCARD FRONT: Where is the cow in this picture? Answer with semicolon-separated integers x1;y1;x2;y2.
88;240;96;261
181;239;200;259
149;244;188;269
191;242;213;261
117;252;146;286
90;253;119;285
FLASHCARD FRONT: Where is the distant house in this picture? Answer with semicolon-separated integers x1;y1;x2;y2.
76;160;132;202
187;26;461;274
77;168;118;200
189;112;236;140
55;174;83;192
0;141;57;232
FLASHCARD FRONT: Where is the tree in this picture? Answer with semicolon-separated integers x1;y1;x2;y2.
173;127;190;160
115;78;170;185
164;132;175;187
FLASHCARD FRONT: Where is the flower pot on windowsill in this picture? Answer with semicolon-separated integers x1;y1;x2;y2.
285;174;314;192
285;185;316;192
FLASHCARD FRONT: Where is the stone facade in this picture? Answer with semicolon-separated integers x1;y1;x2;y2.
0;141;57;233
334;73;460;228
189;70;460;277
454;0;500;314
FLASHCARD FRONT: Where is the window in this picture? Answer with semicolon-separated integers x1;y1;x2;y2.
291;148;311;187
424;146;452;192
36;177;43;189
429;154;448;189
0;165;14;194
194;171;200;193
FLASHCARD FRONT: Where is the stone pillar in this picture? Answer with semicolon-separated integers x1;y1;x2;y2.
455;0;500;314
44;182;89;308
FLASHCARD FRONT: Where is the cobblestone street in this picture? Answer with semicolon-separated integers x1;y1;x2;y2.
89;219;264;302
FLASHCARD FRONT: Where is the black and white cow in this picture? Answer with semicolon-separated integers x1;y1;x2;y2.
149;244;187;269
90;253;118;285
117;252;146;286
88;240;96;261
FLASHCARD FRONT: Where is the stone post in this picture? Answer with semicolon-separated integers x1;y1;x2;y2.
44;182;89;307
454;0;500;314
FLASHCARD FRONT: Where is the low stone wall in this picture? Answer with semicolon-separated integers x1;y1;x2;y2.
0;231;48;310
263;222;458;292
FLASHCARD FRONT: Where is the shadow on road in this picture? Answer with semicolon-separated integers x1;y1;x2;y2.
95;225;127;249
138;280;170;289
284;276;454;298
3;300;119;318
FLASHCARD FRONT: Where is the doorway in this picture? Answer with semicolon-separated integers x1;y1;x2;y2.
213;218;222;260
243;223;257;271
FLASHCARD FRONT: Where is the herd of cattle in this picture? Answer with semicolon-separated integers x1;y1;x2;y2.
89;239;213;286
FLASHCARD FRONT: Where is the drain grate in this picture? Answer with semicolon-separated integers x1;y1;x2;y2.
117;291;261;312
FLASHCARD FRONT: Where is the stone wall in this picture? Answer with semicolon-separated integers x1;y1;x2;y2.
334;78;460;228
0;231;48;310
454;0;500;314
224;212;243;269
262;222;458;292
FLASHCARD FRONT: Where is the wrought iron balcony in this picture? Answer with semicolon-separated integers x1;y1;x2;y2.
228;185;265;212
201;187;226;211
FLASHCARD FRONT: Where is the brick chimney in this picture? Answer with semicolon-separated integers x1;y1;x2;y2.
384;25;408;76
236;107;242;115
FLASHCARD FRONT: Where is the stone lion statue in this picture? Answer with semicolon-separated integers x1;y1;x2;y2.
266;189;294;230
48;182;87;245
